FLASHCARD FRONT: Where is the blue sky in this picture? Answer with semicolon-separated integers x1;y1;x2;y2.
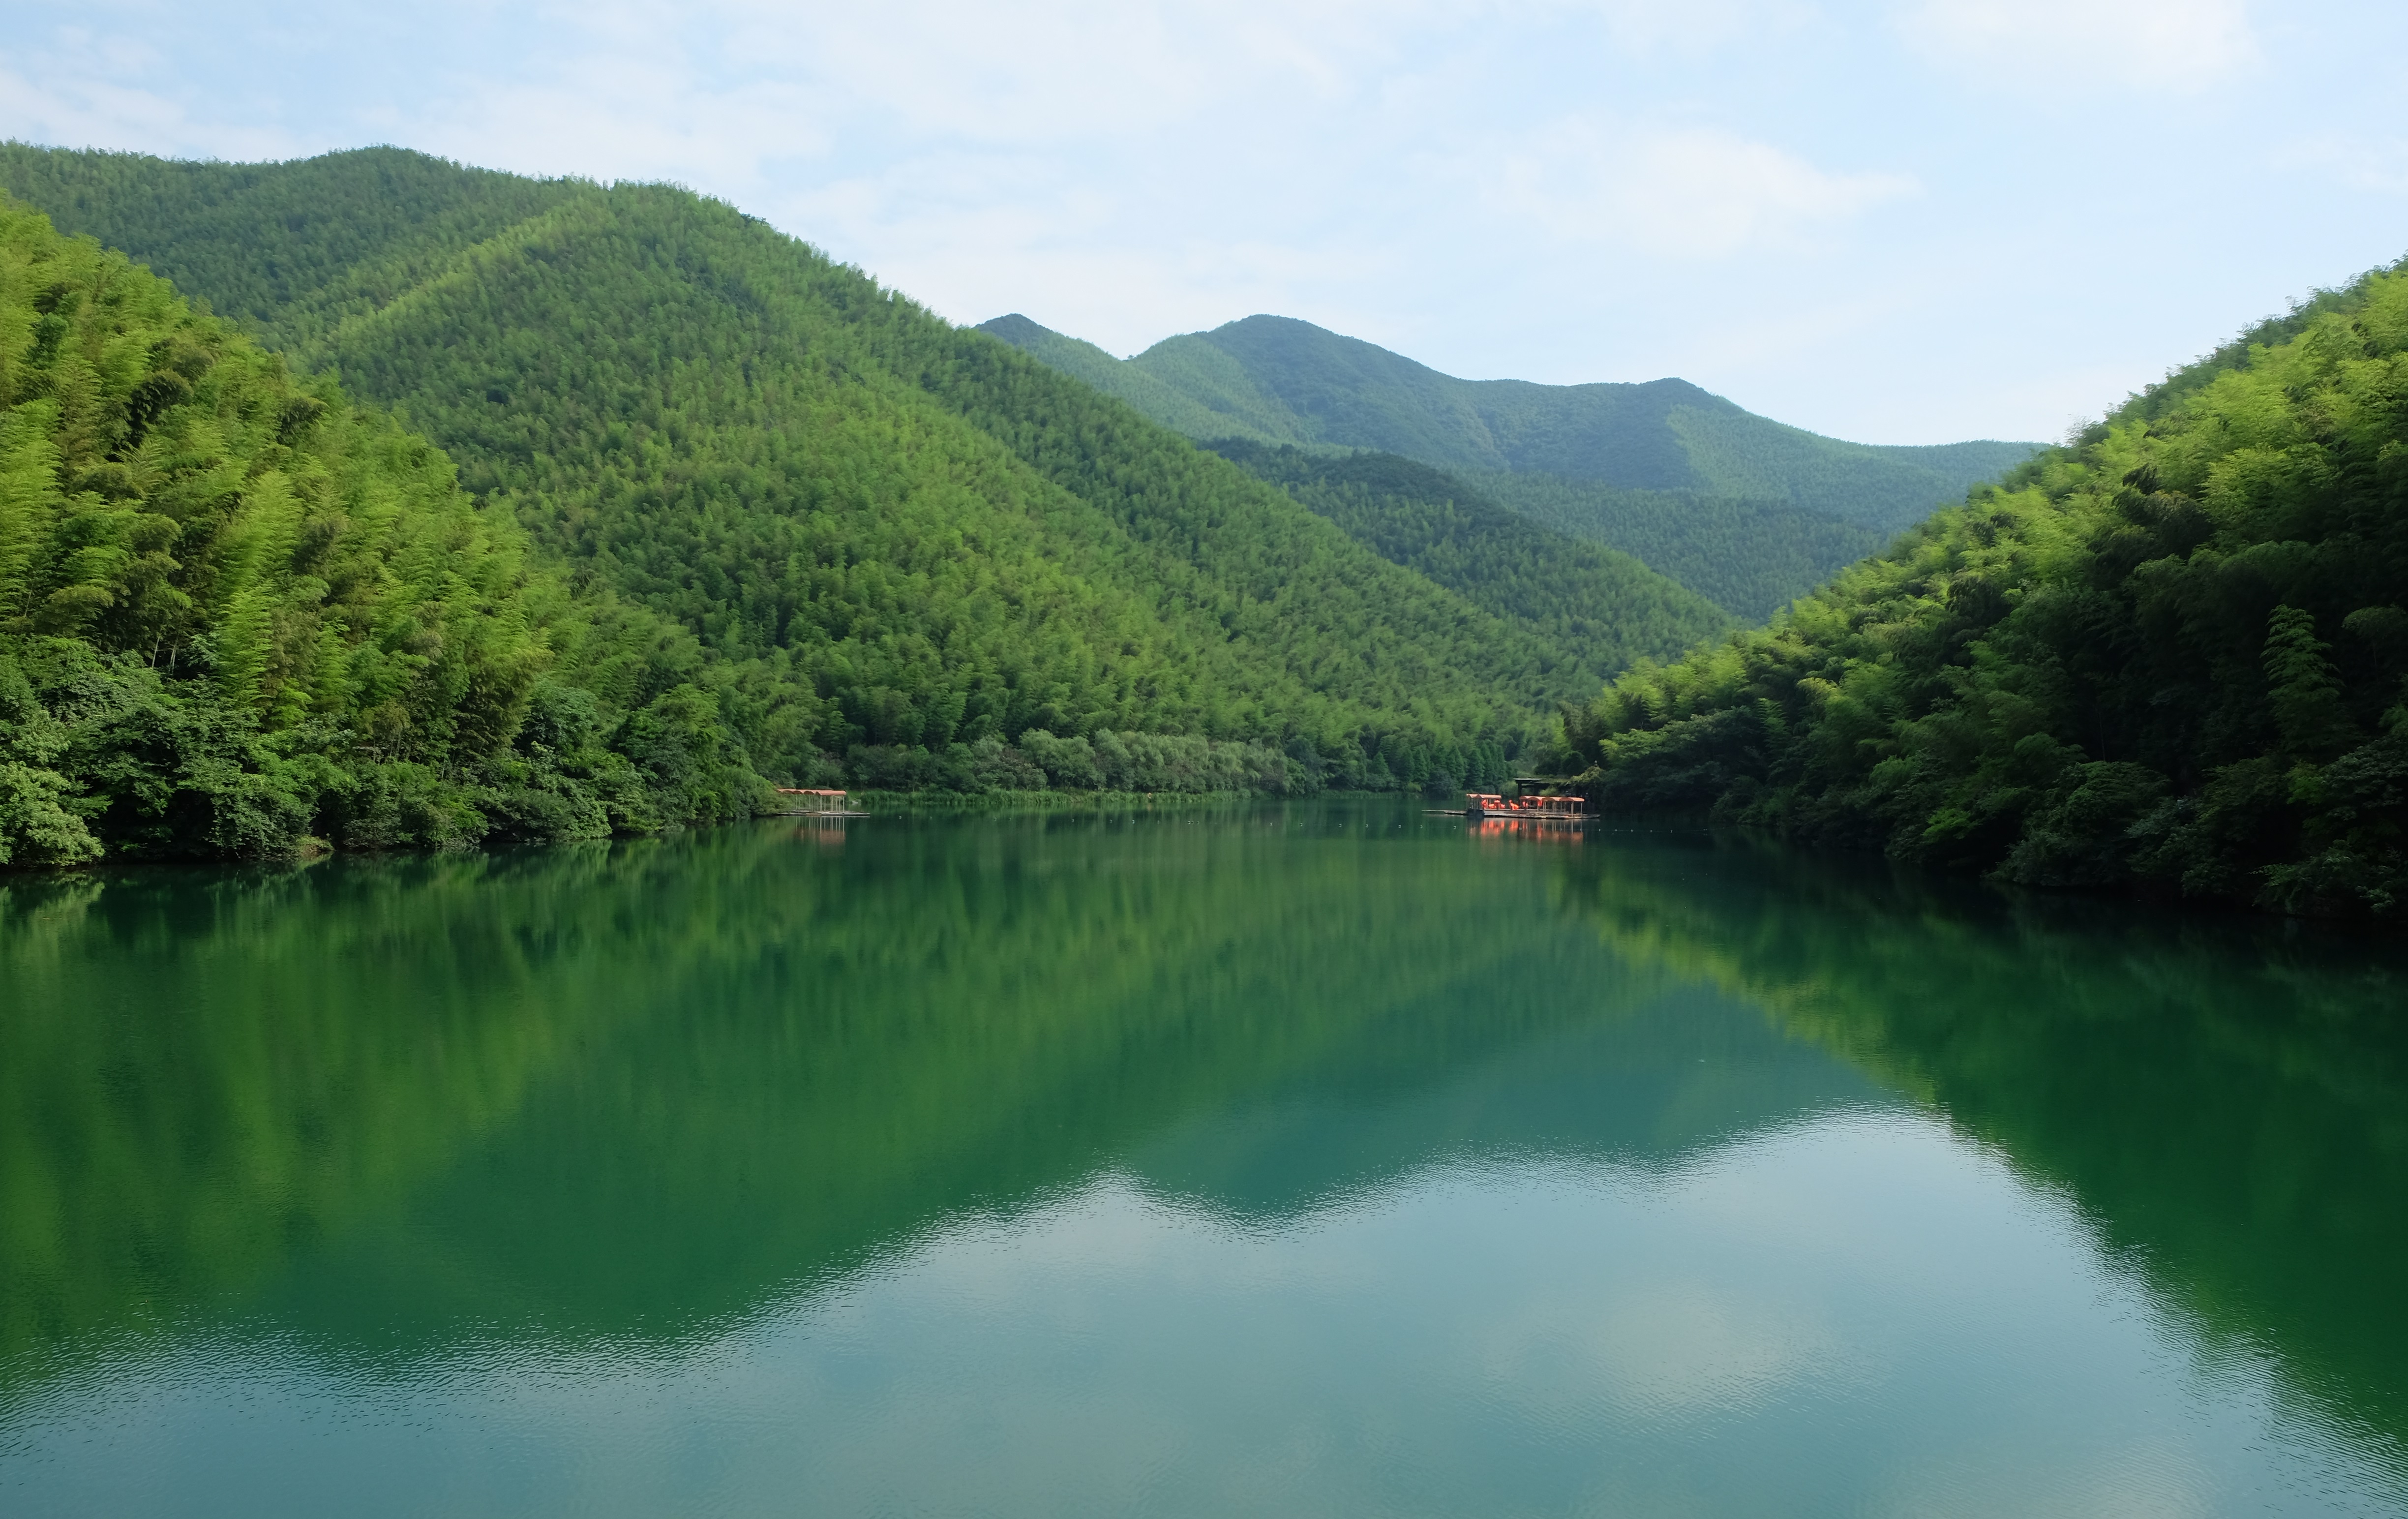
5;0;2407;444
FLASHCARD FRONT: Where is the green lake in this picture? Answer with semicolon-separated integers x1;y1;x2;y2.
3;801;2406;1516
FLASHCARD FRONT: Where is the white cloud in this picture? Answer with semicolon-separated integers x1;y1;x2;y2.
2273;134;2408;195
1896;0;2259;91
407;55;834;195
0;60;299;162
1479;121;1918;258
794;159;1394;348
691;0;1426;143
1561;0;1815;54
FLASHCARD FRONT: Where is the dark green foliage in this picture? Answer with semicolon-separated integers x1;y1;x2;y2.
2;145;1661;797
1469;472;1887;620
982;312;2041;534
0;197;773;863
1564;264;2408;918
1203;439;1728;680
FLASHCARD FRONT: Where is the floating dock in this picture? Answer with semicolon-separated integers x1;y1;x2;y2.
1463;789;1589;823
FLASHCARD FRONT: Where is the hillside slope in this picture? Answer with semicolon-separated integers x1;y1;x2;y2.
0;145;1726;792
1565;256;2408;917
1201;441;1728;676
1468;473;1886;622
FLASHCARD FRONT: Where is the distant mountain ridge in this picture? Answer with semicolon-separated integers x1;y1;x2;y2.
979;313;2041;535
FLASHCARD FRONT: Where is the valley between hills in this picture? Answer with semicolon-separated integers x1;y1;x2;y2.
3;143;2405;916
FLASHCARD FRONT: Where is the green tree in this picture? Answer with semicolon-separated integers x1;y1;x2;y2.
2263;606;2354;760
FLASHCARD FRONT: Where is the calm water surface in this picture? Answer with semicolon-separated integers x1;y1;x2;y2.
3;801;2406;1517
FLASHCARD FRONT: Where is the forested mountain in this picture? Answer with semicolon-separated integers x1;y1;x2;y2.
1564;257;2408;918
1200;440;1727;674
991;309;1769;622
0;145;1737;833
979;312;2039;615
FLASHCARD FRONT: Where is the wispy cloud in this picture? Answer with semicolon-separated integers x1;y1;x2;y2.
1477;121;1918;258
1558;0;1817;55
1895;0;2259;91
0;39;300;161
2272;133;2408;196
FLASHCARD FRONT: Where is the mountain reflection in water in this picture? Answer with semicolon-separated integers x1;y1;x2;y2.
2;803;2404;1517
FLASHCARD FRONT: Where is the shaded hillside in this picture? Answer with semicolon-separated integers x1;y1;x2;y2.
1566;256;2408;918
1470;472;1886;622
0;145;1730;794
981;312;2040;534
1204;440;1728;681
